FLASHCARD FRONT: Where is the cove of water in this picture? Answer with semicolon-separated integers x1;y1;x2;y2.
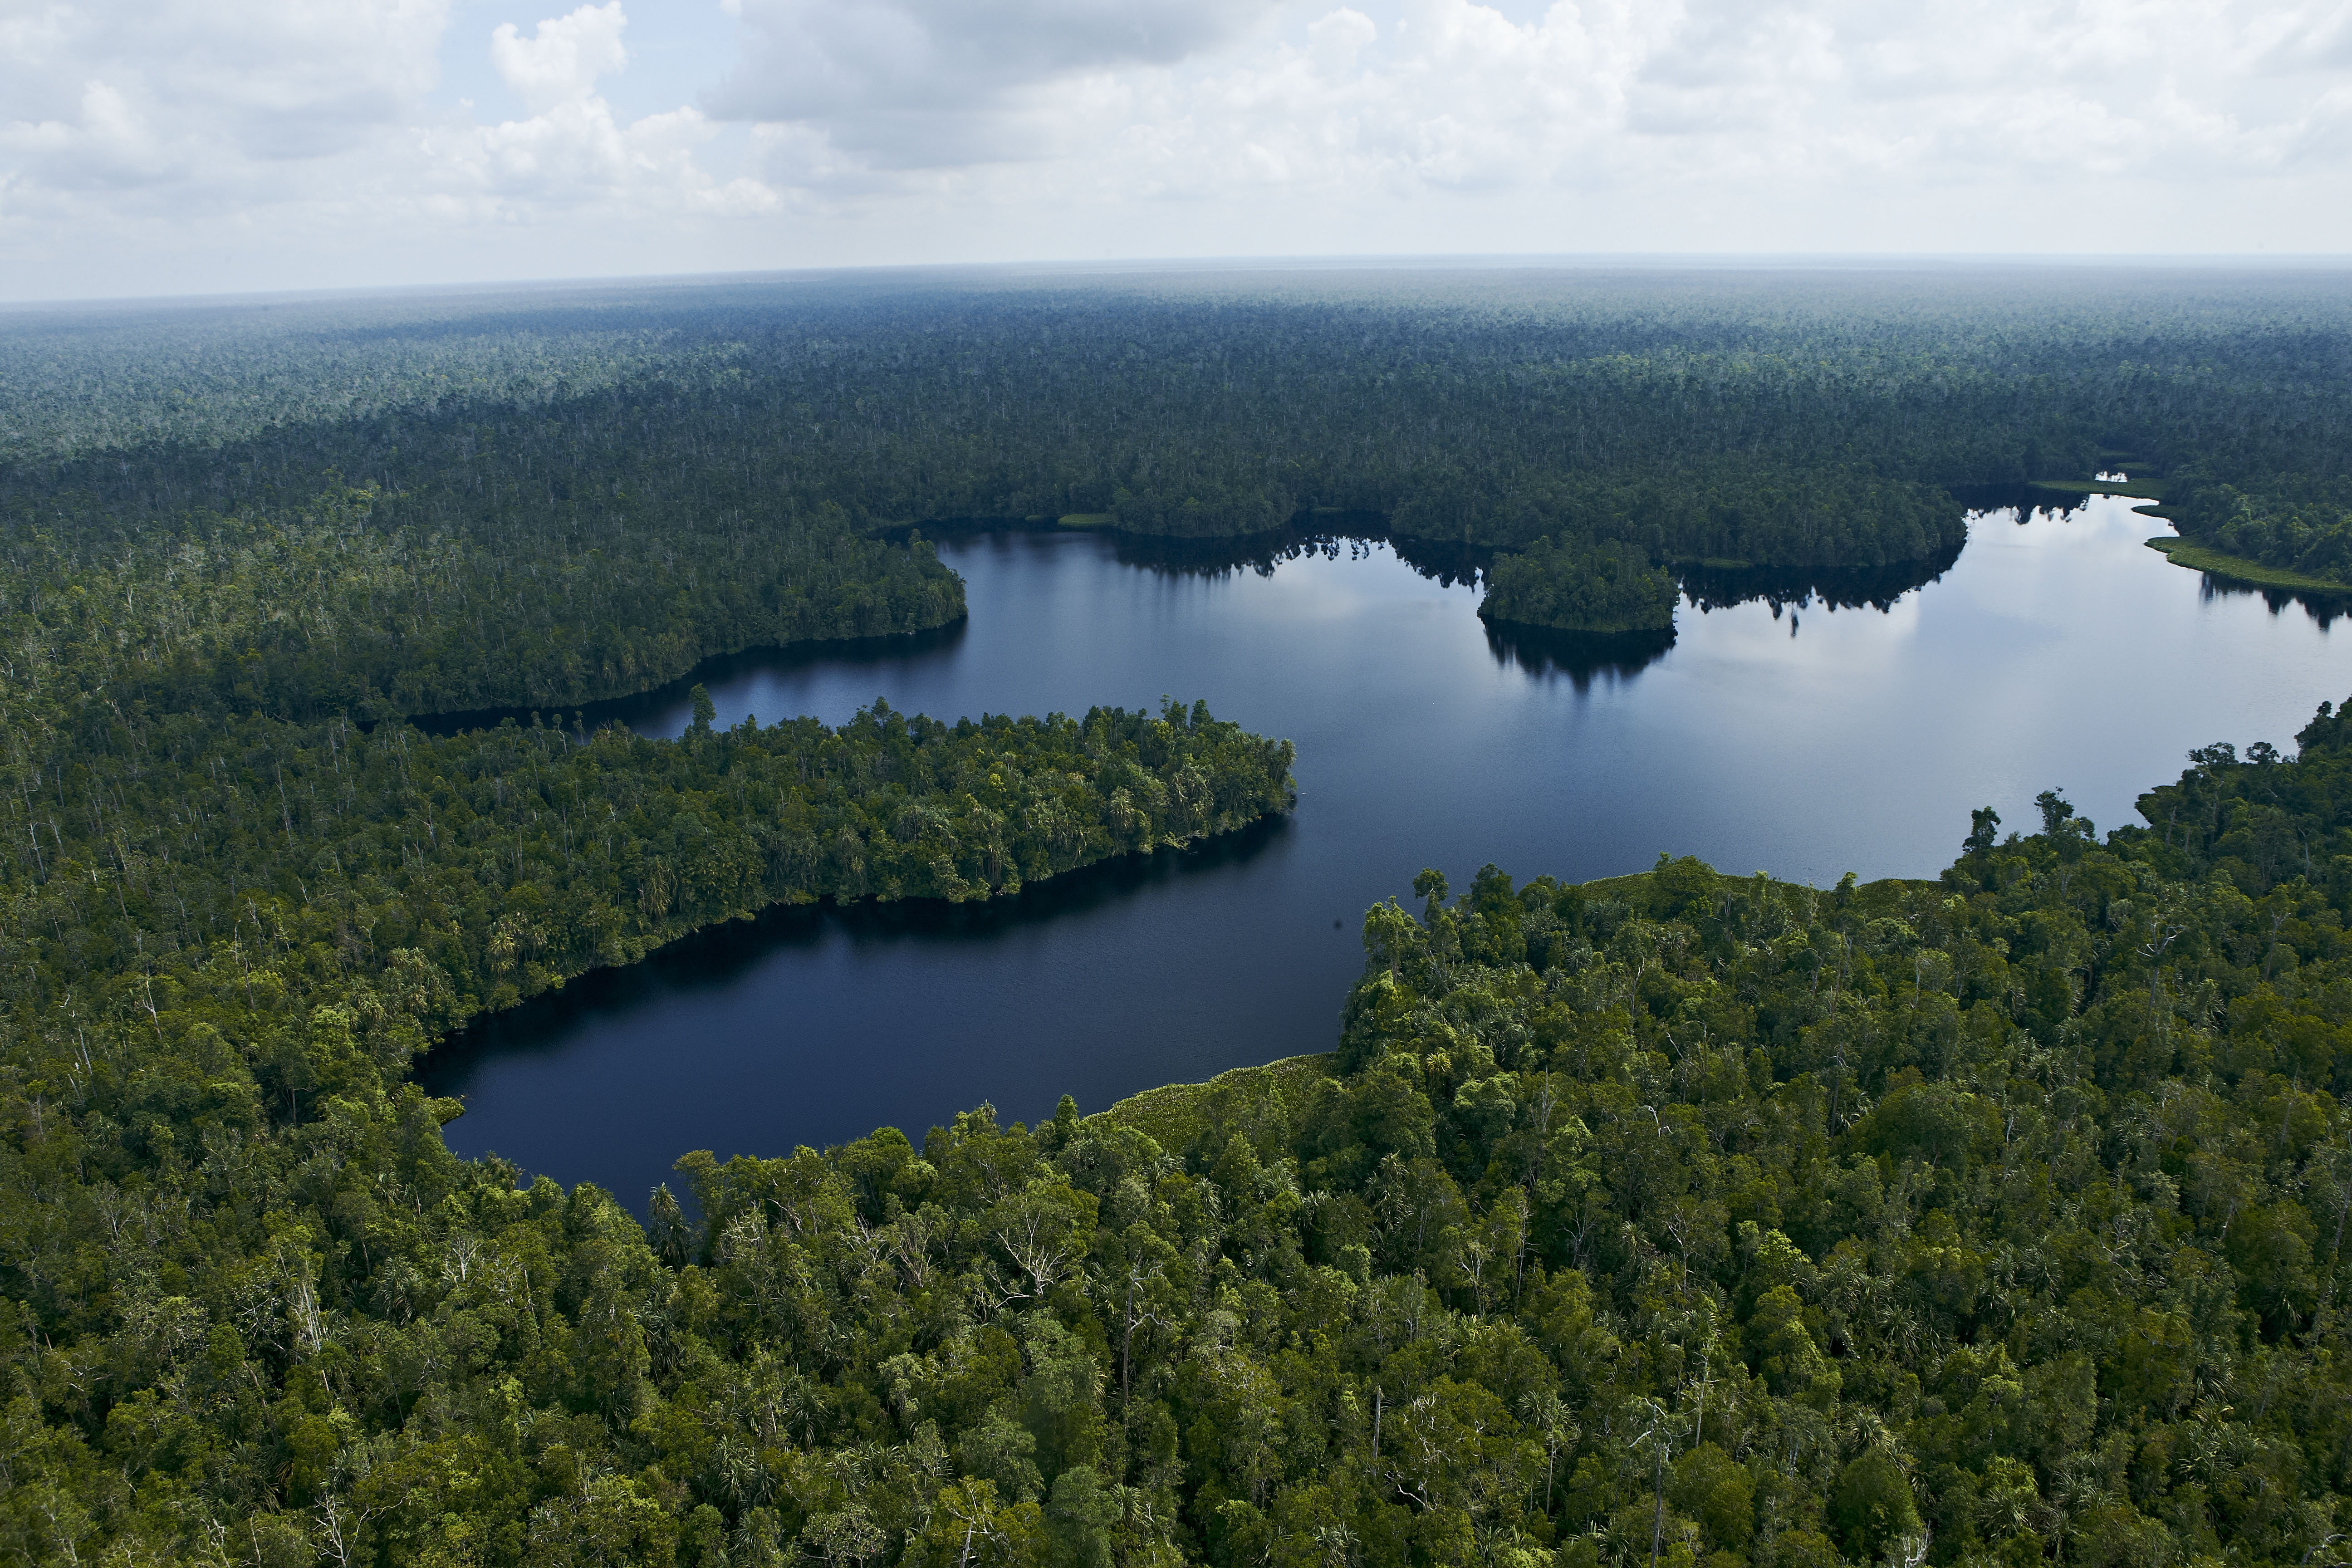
420;497;2348;1205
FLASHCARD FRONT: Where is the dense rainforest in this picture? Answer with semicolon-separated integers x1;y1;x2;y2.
0;690;1295;1029
0;486;965;721
8;268;2352;657
6;683;2352;1566
5;269;2352;1565
2163;474;2352;588
1477;539;1678;637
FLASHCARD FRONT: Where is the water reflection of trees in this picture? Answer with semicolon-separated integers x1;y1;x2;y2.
1110;528;1344;578
1950;483;2094;523
2196;575;2351;627
1382;534;1489;588
416;620;970;737
1954;486;2352;626
1109;513;1398;578
1100;516;1683;686
1675;539;1964;615
1107;514;1969;615
1481;547;1961;686
1483;623;1677;687
1095;518;1975;691
419;811;1293;1095
1108;522;1496;584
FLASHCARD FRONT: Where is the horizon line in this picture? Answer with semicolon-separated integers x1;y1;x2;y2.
9;250;2352;314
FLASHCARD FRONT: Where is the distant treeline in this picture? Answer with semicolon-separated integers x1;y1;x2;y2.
11;272;2352;644
0;482;964;722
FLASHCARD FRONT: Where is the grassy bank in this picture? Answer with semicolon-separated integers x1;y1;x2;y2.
1081;864;1948;1152
2030;475;2171;500
1089;1051;1338;1149
2144;534;2350;593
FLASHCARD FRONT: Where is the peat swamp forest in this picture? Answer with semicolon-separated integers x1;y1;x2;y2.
2;268;2352;1567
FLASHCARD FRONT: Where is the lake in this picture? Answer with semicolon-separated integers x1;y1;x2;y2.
419;496;2348;1205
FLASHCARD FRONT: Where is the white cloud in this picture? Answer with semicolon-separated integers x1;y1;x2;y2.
701;0;2352;214
706;0;1285;165
434;96;778;217
937;0;2352;212
492;0;628;113
428;4;774;216
0;0;776;278
0;0;448;214
713;0;1277;114
4;0;2352;298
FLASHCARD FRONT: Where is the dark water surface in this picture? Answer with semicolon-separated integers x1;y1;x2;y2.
421;498;2348;1204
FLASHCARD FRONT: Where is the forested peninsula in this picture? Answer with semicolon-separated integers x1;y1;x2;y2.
5;272;2352;1565
2161;475;2352;591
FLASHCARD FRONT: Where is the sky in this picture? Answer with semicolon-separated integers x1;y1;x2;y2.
3;0;2351;301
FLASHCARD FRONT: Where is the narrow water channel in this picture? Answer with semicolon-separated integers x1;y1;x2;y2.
420;496;2348;1205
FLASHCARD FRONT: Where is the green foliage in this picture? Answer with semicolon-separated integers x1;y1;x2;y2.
11;274;2352;1564
24;271;2352;603
0;484;965;722
2166;472;2352;586
20;269;2334;595
1088;1054;1337;1156
1828;1448;1921;1563
0;694;1294;1039
1479;539;1678;636
0;680;1293;1561
18;270;2352;648
13;694;2352;1563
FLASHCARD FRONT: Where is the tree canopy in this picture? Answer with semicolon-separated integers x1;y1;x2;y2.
7;693;2352;1564
1479;539;1679;637
8;271;2352;1564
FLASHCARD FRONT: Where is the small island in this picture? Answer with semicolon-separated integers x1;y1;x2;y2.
1477;534;1679;635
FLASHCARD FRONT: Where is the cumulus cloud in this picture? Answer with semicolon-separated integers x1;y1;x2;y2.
429;3;773;216
4;0;2352;297
706;0;1283;164
693;0;2352;215
711;0;1275;114
1065;0;2343;199
492;0;628;113
0;0;774;272
0;0;446;211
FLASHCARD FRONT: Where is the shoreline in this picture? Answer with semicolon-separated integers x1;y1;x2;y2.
2143;534;2351;595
